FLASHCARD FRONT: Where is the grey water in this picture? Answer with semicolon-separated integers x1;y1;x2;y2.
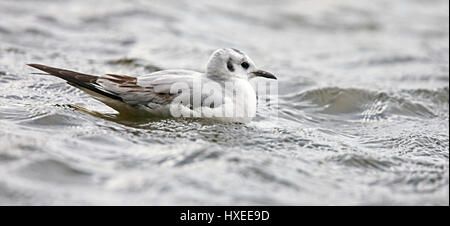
0;0;448;205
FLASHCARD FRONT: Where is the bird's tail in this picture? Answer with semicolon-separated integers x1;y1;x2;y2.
27;64;98;88
27;63;122;101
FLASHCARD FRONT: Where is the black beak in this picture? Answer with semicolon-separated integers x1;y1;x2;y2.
251;70;277;80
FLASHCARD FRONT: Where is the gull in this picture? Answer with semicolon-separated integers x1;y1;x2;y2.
27;48;277;123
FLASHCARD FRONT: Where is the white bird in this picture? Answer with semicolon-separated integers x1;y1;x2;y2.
27;48;276;123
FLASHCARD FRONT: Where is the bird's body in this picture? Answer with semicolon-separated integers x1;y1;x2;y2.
28;48;276;123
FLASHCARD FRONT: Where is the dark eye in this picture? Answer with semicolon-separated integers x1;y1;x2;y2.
227;60;234;72
241;62;249;69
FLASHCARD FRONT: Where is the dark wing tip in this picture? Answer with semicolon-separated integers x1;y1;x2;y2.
27;64;60;74
27;63;47;70
26;63;123;102
27;63;65;72
26;63;67;77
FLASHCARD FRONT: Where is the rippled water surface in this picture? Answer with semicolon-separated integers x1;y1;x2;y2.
0;0;448;205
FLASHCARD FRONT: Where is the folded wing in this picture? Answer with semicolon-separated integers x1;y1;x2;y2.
27;64;202;115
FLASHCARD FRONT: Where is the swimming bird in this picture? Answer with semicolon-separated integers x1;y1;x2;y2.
27;48;276;123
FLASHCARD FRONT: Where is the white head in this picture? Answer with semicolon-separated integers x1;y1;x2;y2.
205;48;276;81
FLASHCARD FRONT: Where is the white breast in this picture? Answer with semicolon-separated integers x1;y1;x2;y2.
226;78;257;122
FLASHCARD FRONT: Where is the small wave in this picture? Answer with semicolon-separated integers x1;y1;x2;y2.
281;87;440;122
402;87;449;105
81;8;177;25
327;153;399;171
17;159;92;185
0;26;10;34
0;71;22;83
24;27;53;38
173;148;223;167
106;58;162;73
345;55;429;68
240;166;301;191
362;132;449;159
18;112;86;128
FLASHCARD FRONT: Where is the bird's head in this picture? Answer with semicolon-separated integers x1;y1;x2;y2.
206;48;276;81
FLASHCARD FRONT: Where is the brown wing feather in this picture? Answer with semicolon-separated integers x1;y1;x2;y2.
104;73;137;82
100;74;142;89
27;64;123;101
28;64;177;115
